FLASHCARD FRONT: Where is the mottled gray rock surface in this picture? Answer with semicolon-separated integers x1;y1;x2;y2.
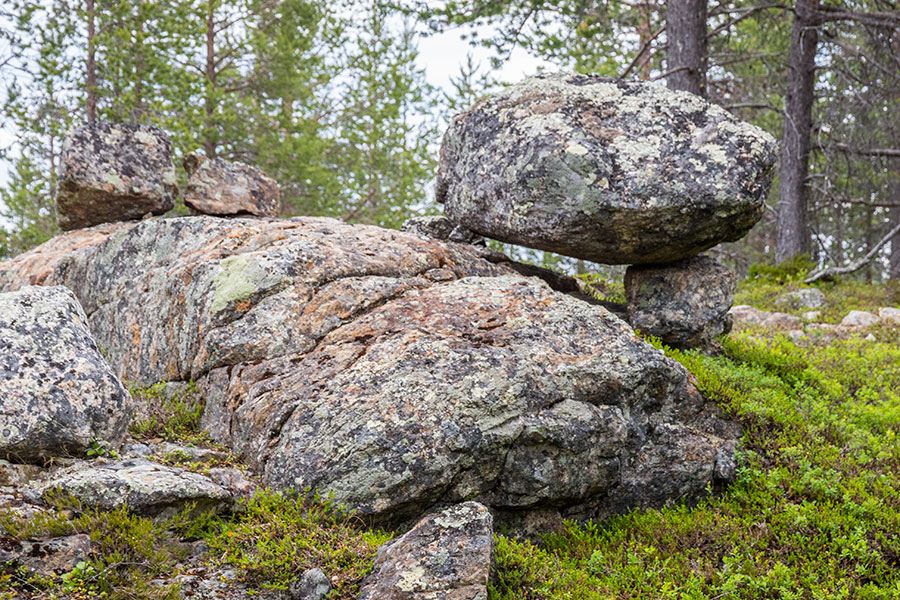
625;255;735;348
183;151;281;218
57;121;177;230
840;310;880;328
0;286;131;464
401;215;484;245
0;534;91;577
730;305;801;329
437;73;777;264
291;568;332;600
0;217;738;523
358;502;492;600
26;458;233;518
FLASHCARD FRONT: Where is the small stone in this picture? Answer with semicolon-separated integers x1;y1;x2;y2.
625;255;735;348
788;329;806;342
877;307;900;325
729;305;801;329
183;152;280;218
289;568;331;600
776;288;826;309
802;311;821;321
357;502;493;600
57;121;177;230
840;310;880;328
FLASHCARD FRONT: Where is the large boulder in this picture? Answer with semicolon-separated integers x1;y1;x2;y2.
57;121;177;230
625;255;736;348
358;502;493;600
183;151;281;218
0;286;131;464
437;73;777;264
0;217;738;523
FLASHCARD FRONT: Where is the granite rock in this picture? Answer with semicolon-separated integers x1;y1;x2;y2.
183;151;281;218
0;286;131;464
358;502;492;600
437;73;777;264
57;121;177;230
625;255;735;348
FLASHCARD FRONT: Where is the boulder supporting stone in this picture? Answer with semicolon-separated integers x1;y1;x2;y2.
57;121;177;230
625;255;736;348
437;73;777;264
0;286;131;464
183;151;280;217
357;502;493;600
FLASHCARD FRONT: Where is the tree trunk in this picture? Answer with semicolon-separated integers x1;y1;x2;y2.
775;0;819;263
203;1;218;159
666;0;707;97
891;200;900;280
85;0;97;122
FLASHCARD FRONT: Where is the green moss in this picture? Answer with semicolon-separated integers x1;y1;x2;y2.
490;329;900;599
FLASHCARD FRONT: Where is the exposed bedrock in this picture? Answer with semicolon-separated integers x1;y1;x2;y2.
0;217;738;523
436;73;777;264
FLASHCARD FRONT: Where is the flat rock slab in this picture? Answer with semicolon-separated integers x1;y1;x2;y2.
625;255;735;348
0;286;131;464
358;502;492;600
57;121;177;230
0;217;738;524
184;151;281;218
437;73;777;264
26;458;233;519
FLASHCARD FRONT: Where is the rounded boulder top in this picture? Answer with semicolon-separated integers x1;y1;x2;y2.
436;73;778;264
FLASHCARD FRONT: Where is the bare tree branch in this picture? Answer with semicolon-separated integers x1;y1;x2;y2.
813;142;900;158
619;24;666;79
805;221;900;283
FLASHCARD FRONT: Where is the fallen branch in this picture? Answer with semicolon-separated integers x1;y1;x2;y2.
805;221;900;283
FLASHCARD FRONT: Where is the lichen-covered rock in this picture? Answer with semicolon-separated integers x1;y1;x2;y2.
57;121;177;230
0;286;131;464
183;151;280;217
625;255;735;348
437;73;777;264
358;502;492;600
26;458;233;519
0;217;737;523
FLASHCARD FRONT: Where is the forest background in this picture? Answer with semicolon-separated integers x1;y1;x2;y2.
0;0;898;282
